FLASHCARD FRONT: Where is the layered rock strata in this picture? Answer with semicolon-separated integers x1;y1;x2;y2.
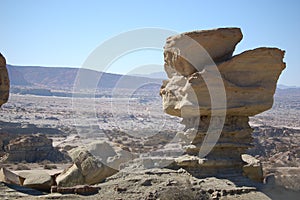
160;28;285;179
4;134;65;162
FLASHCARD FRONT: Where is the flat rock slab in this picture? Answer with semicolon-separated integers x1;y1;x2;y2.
21;171;53;191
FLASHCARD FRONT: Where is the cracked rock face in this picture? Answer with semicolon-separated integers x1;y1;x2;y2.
0;53;9;107
160;28;285;179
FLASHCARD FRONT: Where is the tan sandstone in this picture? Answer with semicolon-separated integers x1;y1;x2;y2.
0;53;9;107
160;27;285;182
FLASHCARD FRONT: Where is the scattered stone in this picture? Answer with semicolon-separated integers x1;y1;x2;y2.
51;185;100;195
114;184;127;192
242;154;263;182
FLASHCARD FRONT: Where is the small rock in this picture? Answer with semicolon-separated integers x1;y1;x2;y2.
141;179;152;186
242;154;264;182
207;188;214;194
0;168;22;185
114;185;127;193
51;185;99;195
21;171;53;191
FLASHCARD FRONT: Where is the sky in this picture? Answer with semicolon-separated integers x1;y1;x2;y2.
1;0;300;86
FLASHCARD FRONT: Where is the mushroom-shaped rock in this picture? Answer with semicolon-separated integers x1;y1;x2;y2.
160;28;285;180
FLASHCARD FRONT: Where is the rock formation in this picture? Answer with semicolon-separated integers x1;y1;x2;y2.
160;28;285;179
0;53;9;107
0;168;22;186
56;141;135;187
4;134;66;162
19;171;54;191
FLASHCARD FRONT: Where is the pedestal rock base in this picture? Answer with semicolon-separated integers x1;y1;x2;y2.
170;116;254;179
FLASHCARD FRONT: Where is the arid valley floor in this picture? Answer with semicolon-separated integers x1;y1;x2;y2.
0;86;299;199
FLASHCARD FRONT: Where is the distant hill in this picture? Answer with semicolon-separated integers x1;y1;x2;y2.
277;84;300;89
132;71;167;79
7;65;32;86
7;65;299;98
7;65;163;90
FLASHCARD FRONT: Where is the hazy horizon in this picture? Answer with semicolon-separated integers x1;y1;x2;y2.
1;0;300;86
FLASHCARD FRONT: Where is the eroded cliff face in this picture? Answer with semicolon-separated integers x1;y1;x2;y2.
0;53;9;107
160;28;285;179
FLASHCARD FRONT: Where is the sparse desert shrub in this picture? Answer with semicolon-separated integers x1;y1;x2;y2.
39;160;51;165
16;164;31;170
44;164;57;170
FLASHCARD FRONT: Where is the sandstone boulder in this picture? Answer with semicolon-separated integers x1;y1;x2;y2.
56;164;85;187
86;141;136;170
160;27;285;179
161;48;285;117
0;168;22;185
57;147;114;186
0;53;9;107
241;154;263;182
20;171;53;191
164;28;242;77
57;141;137;186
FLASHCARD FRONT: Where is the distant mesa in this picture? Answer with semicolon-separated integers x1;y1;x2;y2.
1;134;66;163
277;84;299;89
6;65;32;86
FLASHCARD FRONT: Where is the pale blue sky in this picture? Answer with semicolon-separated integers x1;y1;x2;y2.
1;0;299;86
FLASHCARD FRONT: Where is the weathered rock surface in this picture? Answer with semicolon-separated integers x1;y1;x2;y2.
94;168;272;200
164;28;243;77
56;150;115;187
160;27;285;181
56;141;136;187
0;167;22;185
4;134;66;162
86;141;136;170
161;48;285;117
56;163;85;187
20;171;53;191
1;168;299;199
0;53;9;107
51;185;100;195
242;154;263;182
